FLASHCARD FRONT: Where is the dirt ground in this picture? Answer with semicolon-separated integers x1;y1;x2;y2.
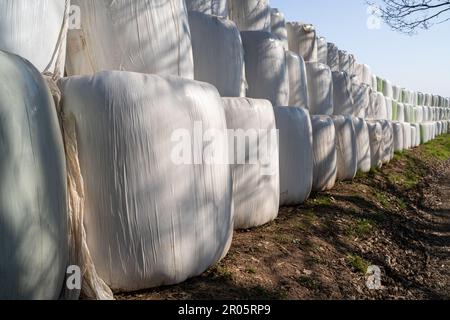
117;135;450;300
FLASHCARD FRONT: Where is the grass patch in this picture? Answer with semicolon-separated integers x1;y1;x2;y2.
421;134;450;161
212;264;233;281
373;190;392;209
296;210;317;232
312;195;333;206
346;219;374;238
297;276;321;290
246;266;257;274
347;254;369;274
274;234;296;245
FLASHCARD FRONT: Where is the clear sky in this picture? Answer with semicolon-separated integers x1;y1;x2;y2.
270;0;450;97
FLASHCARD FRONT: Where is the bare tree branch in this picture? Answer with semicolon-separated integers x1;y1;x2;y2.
367;0;450;34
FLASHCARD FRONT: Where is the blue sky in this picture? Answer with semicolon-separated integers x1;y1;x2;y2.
270;0;450;97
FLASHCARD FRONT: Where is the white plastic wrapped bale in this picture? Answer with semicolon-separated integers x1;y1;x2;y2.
404;104;415;123
362;64;373;86
222;98;279;229
270;8;288;50
417;92;424;106
352;82;370;118
397;103;405;122
274;107;313;206
59;71;233;293
411;124;421;146
354;62;364;84
327;42;339;72
188;11;245;97
385;97;393;121
367;92;387;120
393;122;404;152
66;0;194;78
382;120;395;162
228;0;270;32
410;125;417;148
241;31;289;106
352;118;371;173
185;0;228;17
402;122;412;150
305;62;333;115
286;23;318;62
348;54;356;77
311;116;337;191
424;93;432;107
332;71;354;116
382;79;393;99
286;51;309;108
0;0;68;76
332;116;357;181
392;85;401;102
338;50;351;75
0;51;68;299
317;37;328;65
371;75;378;92
414;106;424;123
420;123;433;143
366;121;383;169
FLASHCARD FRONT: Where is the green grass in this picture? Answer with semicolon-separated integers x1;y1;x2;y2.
297;276;321;290
246;266;257;274
373;190;392;209
346;219;374;238
421;134;450;161
347;255;369;274
212;264;233;281
312;195;333;206
296;210;317;232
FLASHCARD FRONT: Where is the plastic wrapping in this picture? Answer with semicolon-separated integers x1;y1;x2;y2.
0;51;68;299
332;71;354;116
305;62;333;115
222;98;279;229
402;122;412;150
380;120;394;163
286;51;309;108
362;64;373;86
411;124;421;147
188;11;245;97
382;79;393;99
317;37;328;65
354;62;364;84
270;8;288;50
397;103;405;122
59;71;233;293
410;125;417;148
185;0;228;17
228;0;270;32
367;121;383;169
385;97;393;121
367;92;387;120
274;107;313;206
327;42;339;72
393;122;404;152
352;118;371;173
241;31;289;106
311;116;337;191
392;85;401;102
0;0;68;77
332;116;357;181
338;50;351;75
66;0;194;78
352;83;370;118
286;23;318;62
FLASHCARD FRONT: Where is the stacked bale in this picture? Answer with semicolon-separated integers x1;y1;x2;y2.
0;0;68;76
332;71;354;116
362;64;373;86
305;62;333;115
367;121;383;169
286;23;318;62
402;123;412;150
66;0;194;78
188;11;245;97
367;92;387;120
311;116;337;191
270;8;288;50
380;120;394;163
352;82;370;118
185;0;228;17
411;124;421;147
317;37;328;65
228;0;271;32
332;116;357;181
327;42;339;72
241;31;289;106
0;51;68;299
223;98;280;229
274;107;313;206
59;71;234;292
393;122;404;152
338;50;352;75
353;118;371;173
286;51;309;108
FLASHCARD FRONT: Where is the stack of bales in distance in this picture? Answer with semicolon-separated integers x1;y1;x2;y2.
0;0;449;300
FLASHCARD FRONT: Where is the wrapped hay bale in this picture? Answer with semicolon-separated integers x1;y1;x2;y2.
286;23;318;62
270;8;288;50
366;121;383;169
352;118;371;173
311;116;337;191
332;71;354;116
352;82;370;118
286;51;309;108
327;42;339;72
411;125;417;148
362;64;373;86
228;0;270;32
241;31;289;106
59;71;233;293
383;79;393;99
392;85;401;102
367;91;387;120
397;102;405;122
274;107;313;206
185;0;228;17
332;116;357;181
393;122;404;152
380;120;394;163
66;0;194;78
305;62;333;115
411;124;421;146
0;0;68;77
385;97;393;121
222;98;279;229
317;37;328;65
188;11;245;97
0;51;68;299
338;50;351;75
402;123;411;149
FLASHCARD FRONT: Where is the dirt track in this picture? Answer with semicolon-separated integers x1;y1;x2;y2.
117;135;450;300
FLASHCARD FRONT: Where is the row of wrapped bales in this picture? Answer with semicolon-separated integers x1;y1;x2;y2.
286;22;318;62
222;98;279;230
188;11;245;97
0;51;68;300
228;0;271;32
66;0;194;78
186;0;228;17
275;107;313;206
0;0;68;77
